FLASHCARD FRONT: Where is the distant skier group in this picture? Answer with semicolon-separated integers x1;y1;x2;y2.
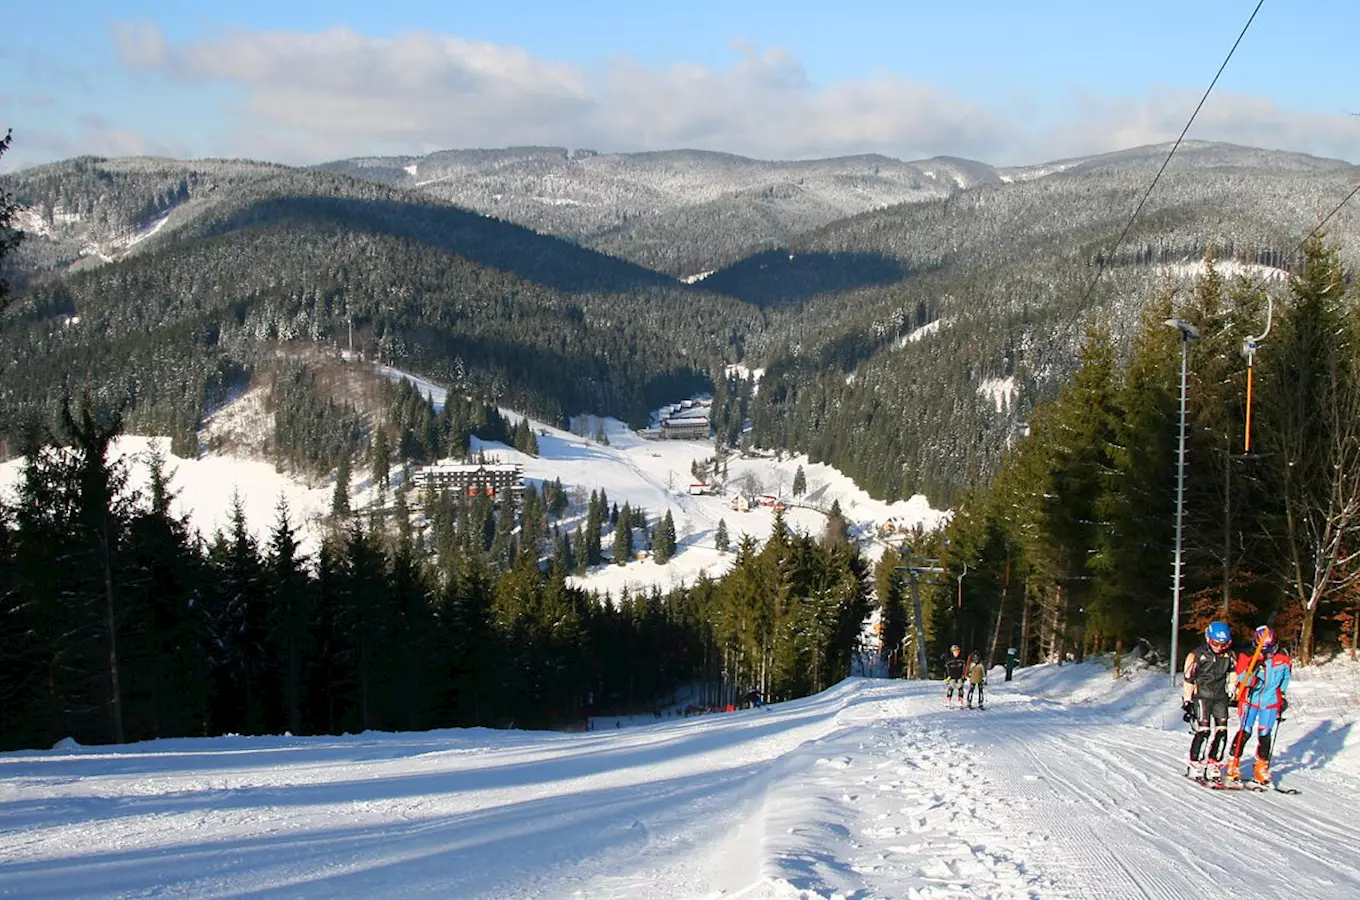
1182;621;1292;788
942;645;987;709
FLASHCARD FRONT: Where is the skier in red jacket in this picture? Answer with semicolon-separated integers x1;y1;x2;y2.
1227;625;1292;785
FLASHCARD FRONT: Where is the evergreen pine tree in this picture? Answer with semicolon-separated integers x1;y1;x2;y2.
552;528;572;574
264;495;311;736
614;503;634;564
585;491;603;566
519;487;545;565
490;500;516;571
792;465;807;497
715;518;730;553
654;510;677;564
371;425;391;491
573;524;589;573
332;455;352;517
207;494;270;735
823;499;850;550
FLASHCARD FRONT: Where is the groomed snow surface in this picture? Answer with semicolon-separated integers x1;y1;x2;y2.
3;658;1358;899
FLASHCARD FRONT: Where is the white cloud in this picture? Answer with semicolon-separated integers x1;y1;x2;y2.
2;124;190;171
99;23;1360;167
111;24;1009;163
1031;86;1360;163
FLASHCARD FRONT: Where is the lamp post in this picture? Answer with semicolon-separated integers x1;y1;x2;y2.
1165;319;1200;687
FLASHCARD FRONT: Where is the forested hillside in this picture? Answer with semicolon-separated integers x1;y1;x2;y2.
0;157;759;452
719;142;1360;503
919;239;1360;677
4;141;1359;507
0;398;869;750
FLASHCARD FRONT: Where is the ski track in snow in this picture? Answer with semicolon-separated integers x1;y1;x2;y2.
1;663;1358;899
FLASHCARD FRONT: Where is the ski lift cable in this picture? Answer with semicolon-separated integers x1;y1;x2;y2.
1072;0;1266;315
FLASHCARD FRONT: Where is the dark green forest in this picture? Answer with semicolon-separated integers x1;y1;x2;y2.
912;241;1360;674
0;392;871;751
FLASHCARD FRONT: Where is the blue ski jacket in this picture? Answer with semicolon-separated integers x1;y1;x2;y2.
1237;649;1291;711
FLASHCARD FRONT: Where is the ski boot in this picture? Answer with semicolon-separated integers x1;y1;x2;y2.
1204;759;1223;783
1224;757;1242;783
1186;759;1205;781
1253;758;1271;786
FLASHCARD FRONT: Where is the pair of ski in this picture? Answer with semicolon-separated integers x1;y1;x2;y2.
1190;775;1300;795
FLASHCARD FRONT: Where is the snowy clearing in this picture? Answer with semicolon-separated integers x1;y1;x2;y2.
2;658;1356;898
0;385;947;595
0;435;335;556
978;376;1018;414
468;412;948;596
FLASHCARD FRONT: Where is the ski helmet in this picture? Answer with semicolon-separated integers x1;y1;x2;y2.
1255;625;1275;649
950;644;961;656
1205;621;1231;651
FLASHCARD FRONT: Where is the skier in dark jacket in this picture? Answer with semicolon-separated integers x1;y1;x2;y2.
942;645;966;707
1182;621;1236;782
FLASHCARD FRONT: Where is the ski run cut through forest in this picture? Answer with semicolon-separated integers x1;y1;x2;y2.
2;657;1358;899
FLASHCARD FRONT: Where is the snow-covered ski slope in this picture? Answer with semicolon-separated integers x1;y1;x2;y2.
3;660;1357;899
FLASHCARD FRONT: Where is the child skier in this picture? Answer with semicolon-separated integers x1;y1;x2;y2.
1182;621;1235;782
1226;625;1292;786
942;645;966;707
966;652;986;709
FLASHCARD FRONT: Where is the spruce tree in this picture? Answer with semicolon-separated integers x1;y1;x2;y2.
519;487;545;564
614;503;634;564
207;494;270;735
332;455;352;517
371;425;391;491
121;448;210;740
573;524;589;573
585;492;603;566
823;499;849;550
715;518;730;553
792;465;807;497
264;496;311;736
490;500;516;571
552;528;572;574
654;510;677;564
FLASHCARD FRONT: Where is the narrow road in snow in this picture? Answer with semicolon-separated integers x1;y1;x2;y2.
1;668;1356;899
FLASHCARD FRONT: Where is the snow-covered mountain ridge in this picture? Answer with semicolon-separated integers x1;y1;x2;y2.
316;140;1357;277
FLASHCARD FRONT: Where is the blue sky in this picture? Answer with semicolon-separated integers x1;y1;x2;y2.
4;0;1360;171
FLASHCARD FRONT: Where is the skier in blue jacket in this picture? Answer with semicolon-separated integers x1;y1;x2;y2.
1227;625;1292;785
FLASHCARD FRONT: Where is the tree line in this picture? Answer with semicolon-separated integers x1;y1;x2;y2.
913;239;1360;671
0;398;871;750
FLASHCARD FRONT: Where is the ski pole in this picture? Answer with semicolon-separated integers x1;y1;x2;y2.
1271;713;1288;770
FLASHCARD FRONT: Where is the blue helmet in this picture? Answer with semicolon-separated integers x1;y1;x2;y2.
1206;621;1231;650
